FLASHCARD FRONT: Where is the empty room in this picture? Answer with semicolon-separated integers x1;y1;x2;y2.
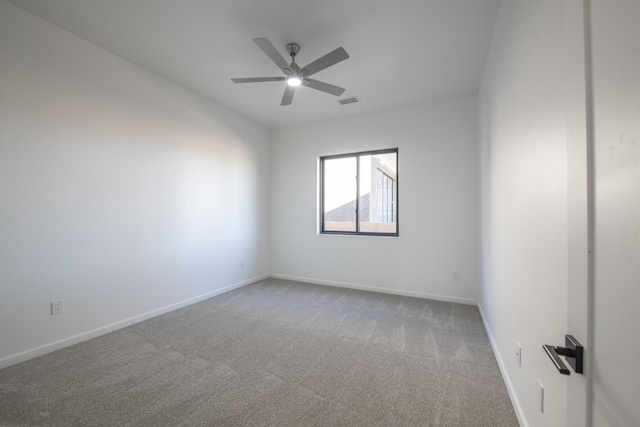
0;0;638;426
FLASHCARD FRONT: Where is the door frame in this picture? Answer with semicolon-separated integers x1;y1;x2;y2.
564;0;594;425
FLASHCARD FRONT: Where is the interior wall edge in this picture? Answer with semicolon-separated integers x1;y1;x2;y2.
269;274;478;306
0;274;270;370
477;301;529;427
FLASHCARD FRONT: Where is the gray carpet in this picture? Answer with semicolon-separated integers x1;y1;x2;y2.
0;278;518;426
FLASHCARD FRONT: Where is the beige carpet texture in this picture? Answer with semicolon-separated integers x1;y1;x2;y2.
0;278;518;426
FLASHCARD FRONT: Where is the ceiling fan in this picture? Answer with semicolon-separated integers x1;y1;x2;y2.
231;38;350;106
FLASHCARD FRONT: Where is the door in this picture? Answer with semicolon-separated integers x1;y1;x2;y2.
563;1;640;425
589;0;640;425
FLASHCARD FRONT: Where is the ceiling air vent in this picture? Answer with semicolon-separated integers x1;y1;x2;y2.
337;96;360;106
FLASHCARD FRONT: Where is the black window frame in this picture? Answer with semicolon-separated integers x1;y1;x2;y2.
320;148;399;237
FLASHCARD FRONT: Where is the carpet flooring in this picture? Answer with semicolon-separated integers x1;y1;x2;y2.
0;278;518;426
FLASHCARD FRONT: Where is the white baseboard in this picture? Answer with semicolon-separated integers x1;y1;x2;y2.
477;303;527;427
0;274;268;370
270;273;478;306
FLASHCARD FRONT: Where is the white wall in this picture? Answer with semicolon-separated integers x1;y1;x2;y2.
270;96;480;304
479;1;574;426
0;0;270;367
590;1;640;425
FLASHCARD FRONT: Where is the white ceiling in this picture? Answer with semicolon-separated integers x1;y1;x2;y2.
8;0;501;129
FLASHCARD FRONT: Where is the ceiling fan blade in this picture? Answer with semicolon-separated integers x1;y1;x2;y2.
253;38;292;74
231;77;286;83
281;85;296;106
300;47;349;78
301;79;346;96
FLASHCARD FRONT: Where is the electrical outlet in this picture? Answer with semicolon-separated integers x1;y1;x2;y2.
51;300;64;315
307;259;312;266
516;342;522;367
452;272;460;281
240;260;244;269
536;380;544;413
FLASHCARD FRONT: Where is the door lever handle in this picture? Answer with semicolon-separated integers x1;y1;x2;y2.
543;335;584;375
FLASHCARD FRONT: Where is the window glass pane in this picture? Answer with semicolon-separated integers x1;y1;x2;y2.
359;152;397;234
323;157;357;232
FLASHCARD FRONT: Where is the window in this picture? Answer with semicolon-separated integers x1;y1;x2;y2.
320;148;398;236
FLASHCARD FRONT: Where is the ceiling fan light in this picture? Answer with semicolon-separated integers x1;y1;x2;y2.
287;76;302;87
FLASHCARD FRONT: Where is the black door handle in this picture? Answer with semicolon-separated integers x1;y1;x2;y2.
543;335;584;375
